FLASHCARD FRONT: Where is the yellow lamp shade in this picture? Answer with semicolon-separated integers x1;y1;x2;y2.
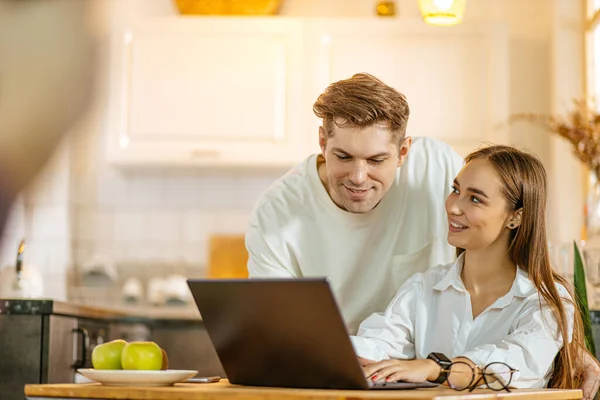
174;0;281;15
418;0;467;26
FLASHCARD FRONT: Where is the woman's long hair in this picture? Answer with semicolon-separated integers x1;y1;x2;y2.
456;145;596;388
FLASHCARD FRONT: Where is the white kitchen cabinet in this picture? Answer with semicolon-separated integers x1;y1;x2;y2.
303;19;510;157
105;18;307;167
105;17;509;167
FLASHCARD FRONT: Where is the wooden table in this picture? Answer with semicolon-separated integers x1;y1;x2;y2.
24;380;583;400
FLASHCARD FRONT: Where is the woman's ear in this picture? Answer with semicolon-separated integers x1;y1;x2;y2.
507;208;523;229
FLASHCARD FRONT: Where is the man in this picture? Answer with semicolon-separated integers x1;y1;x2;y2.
246;73;600;398
246;73;462;332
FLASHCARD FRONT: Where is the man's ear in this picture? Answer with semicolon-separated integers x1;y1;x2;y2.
397;136;412;167
507;208;523;229
319;126;327;155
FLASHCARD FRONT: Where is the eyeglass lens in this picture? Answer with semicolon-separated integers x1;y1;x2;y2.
446;361;475;391
482;362;514;391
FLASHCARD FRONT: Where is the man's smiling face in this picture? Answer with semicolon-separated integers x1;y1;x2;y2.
319;122;411;214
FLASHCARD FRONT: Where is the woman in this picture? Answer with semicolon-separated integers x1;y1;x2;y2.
351;145;596;389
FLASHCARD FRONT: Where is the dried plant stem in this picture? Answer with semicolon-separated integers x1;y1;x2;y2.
511;99;600;182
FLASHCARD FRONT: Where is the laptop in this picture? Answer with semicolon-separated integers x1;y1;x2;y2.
187;278;438;390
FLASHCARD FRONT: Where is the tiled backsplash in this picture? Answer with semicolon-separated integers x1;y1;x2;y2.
0;128;286;303
72;182;263;267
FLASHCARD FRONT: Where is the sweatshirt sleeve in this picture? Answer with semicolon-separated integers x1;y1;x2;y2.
245;205;299;278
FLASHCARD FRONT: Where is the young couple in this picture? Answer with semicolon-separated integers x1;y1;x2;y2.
246;73;600;395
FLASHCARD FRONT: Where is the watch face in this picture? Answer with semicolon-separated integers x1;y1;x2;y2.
432;352;452;364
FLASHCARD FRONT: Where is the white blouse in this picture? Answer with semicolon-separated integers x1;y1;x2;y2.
350;253;574;388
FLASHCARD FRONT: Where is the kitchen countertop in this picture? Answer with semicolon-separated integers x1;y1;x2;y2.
3;299;600;325
0;298;202;322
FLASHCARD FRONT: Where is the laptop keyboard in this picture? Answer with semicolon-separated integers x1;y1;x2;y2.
369;380;439;390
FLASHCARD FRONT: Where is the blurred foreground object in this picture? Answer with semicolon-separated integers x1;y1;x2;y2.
0;0;96;231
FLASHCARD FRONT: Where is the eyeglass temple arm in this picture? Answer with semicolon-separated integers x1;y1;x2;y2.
468;375;485;392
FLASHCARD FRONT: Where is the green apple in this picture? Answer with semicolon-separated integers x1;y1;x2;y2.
121;341;164;370
91;339;127;370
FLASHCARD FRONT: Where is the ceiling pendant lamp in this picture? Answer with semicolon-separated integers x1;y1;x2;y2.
418;0;467;26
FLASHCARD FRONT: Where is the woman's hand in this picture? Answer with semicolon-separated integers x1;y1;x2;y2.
358;357;376;367
362;359;440;383
578;351;600;400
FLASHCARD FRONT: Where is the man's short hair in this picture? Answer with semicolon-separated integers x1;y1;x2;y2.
312;73;410;144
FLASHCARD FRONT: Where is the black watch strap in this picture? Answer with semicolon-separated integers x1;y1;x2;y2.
426;352;452;384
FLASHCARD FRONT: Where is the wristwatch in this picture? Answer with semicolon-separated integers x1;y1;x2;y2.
426;352;452;384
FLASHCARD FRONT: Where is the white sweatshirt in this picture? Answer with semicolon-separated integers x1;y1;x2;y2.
246;137;464;333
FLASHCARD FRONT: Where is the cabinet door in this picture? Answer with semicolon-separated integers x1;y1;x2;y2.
304;19;510;156
106;18;308;167
43;315;78;383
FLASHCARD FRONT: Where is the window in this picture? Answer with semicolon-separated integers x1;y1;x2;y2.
587;0;600;101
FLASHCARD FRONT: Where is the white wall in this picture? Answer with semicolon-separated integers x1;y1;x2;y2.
548;0;586;245
0;0;582;302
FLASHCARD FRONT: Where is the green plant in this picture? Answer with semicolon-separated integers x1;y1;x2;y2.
573;241;597;356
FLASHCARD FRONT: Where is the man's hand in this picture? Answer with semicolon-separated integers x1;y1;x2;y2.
362;359;439;383
580;351;600;400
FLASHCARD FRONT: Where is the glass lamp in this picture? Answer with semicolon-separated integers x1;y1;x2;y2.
418;0;467;26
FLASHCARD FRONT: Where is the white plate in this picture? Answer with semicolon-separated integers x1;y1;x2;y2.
77;369;198;386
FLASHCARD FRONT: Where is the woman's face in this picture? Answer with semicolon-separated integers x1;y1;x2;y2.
445;158;517;252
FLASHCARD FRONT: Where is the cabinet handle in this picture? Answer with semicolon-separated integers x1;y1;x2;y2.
72;327;89;369
189;149;220;159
